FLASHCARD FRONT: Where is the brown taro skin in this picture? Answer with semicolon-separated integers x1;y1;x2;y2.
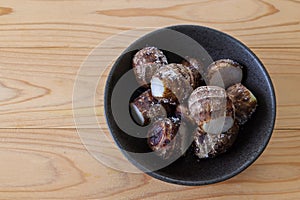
151;63;194;103
147;118;182;159
181;57;205;88
194;122;239;158
212;122;239;155
173;104;197;155
188;86;235;134
207;59;243;89
182;56;205;75
130;89;166;126
132;46;168;86
174;104;196;126
188;86;228;124
227;83;257;125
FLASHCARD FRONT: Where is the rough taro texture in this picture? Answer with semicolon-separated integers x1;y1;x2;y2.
207;59;243;89
132;46;168;86
174;104;196;126
188;86;233;125
130;89;157;126
151;63;193;103
147;118;181;159
227;83;257;125
194;122;239;158
181;57;205;88
131;89;177;126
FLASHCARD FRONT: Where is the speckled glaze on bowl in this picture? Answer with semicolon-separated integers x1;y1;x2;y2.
104;25;276;186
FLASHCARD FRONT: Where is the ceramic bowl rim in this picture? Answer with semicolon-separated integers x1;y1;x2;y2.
104;25;276;186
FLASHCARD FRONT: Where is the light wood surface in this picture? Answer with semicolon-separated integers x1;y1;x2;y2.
0;0;299;199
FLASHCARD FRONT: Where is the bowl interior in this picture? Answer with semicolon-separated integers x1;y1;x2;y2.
104;25;276;185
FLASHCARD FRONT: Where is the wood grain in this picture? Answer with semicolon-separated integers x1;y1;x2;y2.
0;48;299;128
0;0;299;199
0;0;299;48
0;129;299;199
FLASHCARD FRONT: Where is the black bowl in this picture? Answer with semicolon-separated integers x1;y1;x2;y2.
104;25;276;185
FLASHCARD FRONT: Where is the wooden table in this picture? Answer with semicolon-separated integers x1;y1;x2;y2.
0;0;299;199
